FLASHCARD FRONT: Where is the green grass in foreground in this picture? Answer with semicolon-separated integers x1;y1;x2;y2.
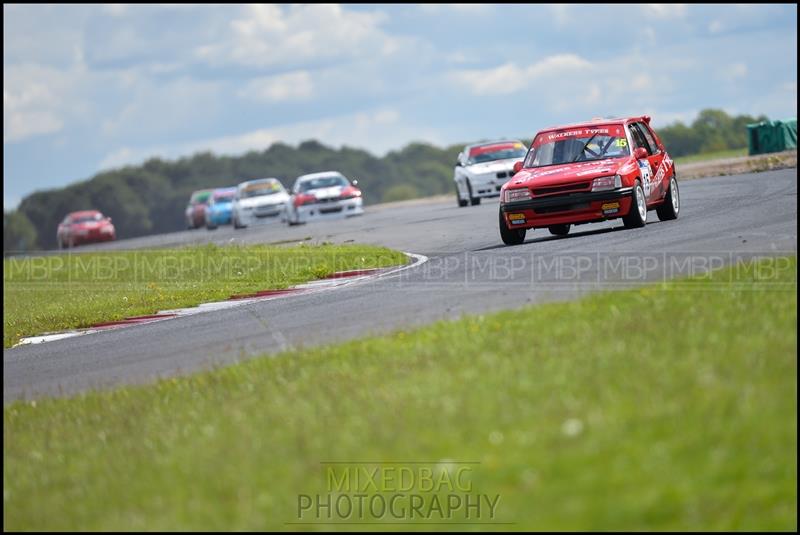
2;243;407;348
674;147;748;165
4;257;797;531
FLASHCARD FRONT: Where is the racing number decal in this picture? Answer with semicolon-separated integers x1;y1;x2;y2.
638;159;652;196
616;138;627;147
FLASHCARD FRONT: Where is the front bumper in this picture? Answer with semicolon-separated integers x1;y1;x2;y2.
501;187;633;229
295;197;363;222
207;211;232;225
238;204;287;226
73;230;116;245
469;174;512;198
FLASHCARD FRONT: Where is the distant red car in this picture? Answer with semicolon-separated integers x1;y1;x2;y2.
57;210;116;249
499;116;680;245
185;189;213;229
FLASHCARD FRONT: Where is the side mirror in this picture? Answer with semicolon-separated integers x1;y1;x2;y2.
634;147;648;160
513;161;524;174
107;217;112;223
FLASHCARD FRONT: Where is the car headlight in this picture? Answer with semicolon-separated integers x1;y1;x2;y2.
504;188;532;203
591;175;622;192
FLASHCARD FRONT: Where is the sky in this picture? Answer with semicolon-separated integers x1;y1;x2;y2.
3;3;797;209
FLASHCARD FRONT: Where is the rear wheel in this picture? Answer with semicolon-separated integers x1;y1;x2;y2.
548;224;571;236
499;208;526;245
468;181;481;206
656;175;680;221
622;180;647;229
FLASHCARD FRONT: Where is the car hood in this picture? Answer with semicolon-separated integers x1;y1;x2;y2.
210;201;233;211
508;158;635;187
465;158;520;175
236;194;289;208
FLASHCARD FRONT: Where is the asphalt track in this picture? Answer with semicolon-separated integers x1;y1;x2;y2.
4;169;797;402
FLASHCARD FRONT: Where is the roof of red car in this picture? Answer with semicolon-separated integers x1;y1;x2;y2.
68;210;102;217
539;116;649;132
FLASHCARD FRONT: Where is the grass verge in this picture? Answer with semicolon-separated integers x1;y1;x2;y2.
4;256;797;530
2;243;407;348
674;148;748;166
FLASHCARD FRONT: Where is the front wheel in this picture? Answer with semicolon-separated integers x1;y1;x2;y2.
656;175;680;221
456;183;468;207
548;224;571;236
622;180;647;229
499;208;526;245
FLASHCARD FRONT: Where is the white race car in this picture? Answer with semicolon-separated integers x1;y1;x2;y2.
286;171;364;225
232;178;291;229
454;140;528;206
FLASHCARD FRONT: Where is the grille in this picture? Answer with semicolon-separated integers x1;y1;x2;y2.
319;206;344;214
532;182;590;196
535;202;590;214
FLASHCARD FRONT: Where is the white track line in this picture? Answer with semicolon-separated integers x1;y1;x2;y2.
13;252;428;347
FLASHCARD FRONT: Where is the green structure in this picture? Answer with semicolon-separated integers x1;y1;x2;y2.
747;118;798;155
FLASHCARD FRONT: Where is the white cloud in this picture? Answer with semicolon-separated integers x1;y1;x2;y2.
632;74;653;91
419;4;492;15
642;4;688;19
103;4;128;17
98;107;442;170
196;4;399;68
3;63;77;143
98;72;224;139
237;71;314;102
724;62;748;80
549;5;571;28
708;19;724;34
450;54;592;96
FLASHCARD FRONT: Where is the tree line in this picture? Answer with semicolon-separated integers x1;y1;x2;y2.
4;108;771;252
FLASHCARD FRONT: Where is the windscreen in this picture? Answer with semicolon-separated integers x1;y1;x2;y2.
241;181;283;198
298;175;348;192
468;142;527;164
72;214;104;224
524;125;629;168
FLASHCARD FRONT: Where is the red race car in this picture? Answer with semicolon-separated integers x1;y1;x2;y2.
56;210;116;249
499;116;680;245
185;189;213;229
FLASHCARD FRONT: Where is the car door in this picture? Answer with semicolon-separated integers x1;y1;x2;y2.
639;121;671;198
629;122;662;202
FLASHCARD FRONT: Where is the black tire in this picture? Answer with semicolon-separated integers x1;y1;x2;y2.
456;183;468;207
656;174;680;221
468;181;481;206
548;224;571;236
499;208;526;245
622;180;647;229
206;224;217;230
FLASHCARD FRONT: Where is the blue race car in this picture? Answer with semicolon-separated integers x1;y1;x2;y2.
205;187;237;229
